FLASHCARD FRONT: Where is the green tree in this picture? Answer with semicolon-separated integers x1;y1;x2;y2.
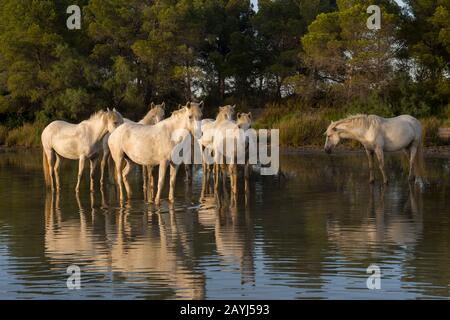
300;0;401;105
252;0;336;100
400;0;450;113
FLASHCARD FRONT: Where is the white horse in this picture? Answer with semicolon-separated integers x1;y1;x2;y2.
324;114;424;184
108;102;203;204
199;105;235;181
41;109;124;193
99;102;165;192
208;112;253;195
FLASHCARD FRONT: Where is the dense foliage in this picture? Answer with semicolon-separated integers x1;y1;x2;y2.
0;0;449;146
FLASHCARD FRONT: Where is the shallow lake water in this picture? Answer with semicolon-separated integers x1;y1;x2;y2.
0;149;450;299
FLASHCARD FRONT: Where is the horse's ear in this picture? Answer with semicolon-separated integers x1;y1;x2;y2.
237;112;241;118
248;112;252;119
107;107;110;112
161;102;165;109
199;101;204;110
232;104;236;109
178;104;183;109
186;101;191;108
151;102;155;109
113;107;117;112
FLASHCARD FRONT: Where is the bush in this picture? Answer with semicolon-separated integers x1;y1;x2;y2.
278;113;329;146
421;117;443;146
5;122;45;147
0;125;8;146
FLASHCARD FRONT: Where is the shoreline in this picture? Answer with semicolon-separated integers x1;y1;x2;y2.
281;145;450;155
2;144;450;156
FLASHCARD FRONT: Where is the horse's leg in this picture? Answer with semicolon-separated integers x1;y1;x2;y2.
122;160;133;199
46;149;56;191
244;160;251;203
89;156;99;192
155;160;168;205
100;149;108;187
244;163;251;180
229;164;234;195
184;163;192;183
214;163;220;191
375;147;388;185
115;156;125;202
229;164;237;195
408;144;418;182
365;148;375;184
54;153;61;191
169;162;179;202
75;156;86;193
142;165;148;201
147;165;155;201
221;163;227;191
206;164;212;193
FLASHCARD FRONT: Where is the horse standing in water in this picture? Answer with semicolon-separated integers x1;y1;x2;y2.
108;102;203;204
99;102;165;198
41;109;124;193
199;105;236;186
208;112;253;196
324;114;425;184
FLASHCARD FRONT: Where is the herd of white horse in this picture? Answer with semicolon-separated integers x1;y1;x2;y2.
41;100;425;205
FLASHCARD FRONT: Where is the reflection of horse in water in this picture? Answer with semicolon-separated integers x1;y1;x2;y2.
198;181;255;285
327;184;423;257
44;193;205;299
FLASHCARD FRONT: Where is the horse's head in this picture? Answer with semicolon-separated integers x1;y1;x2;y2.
105;108;124;133
184;101;203;139
218;104;235;121
324;121;342;154
149;102;166;124
237;112;252;130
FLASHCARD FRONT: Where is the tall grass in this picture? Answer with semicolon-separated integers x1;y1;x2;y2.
0;125;8;146
421;117;443;146
253;101;342;147
4;122;46;147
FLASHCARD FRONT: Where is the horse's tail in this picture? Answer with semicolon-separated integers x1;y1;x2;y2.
414;139;426;178
42;149;51;187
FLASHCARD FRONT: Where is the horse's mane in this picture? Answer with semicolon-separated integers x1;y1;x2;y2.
332;114;381;130
170;107;187;118
88;110;107;121
140;106;162;124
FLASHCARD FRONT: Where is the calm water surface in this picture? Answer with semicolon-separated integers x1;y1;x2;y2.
1;149;450;299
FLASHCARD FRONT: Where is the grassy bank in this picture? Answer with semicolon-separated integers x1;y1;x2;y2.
0;121;46;148
0;102;448;149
